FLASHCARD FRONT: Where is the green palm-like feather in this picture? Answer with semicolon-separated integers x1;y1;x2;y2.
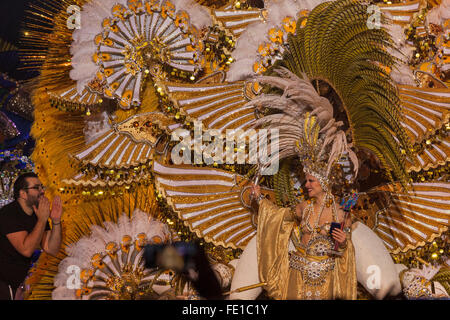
272;0;412;188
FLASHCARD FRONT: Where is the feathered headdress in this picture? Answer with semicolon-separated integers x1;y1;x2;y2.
295;112;353;191
249;0;412;193
249;68;358;191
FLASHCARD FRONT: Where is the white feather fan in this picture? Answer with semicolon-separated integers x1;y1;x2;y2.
227;0;329;82
70;0;212;95
52;208;174;300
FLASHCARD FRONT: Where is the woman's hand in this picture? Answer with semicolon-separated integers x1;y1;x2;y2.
250;183;261;199
331;228;347;247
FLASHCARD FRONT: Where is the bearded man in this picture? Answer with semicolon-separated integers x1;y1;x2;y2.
0;172;63;299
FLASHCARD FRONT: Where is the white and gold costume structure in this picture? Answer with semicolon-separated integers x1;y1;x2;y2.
19;0;449;299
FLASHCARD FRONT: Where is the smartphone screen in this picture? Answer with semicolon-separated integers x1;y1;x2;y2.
329;222;341;235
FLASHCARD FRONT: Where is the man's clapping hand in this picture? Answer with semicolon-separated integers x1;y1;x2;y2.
50;196;63;223
32;197;50;222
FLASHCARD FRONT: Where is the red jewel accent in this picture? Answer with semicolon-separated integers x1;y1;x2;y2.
144;121;152;127
133;121;139;127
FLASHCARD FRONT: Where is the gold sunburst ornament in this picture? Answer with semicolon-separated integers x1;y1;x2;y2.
52;209;182;300
94;0;204;108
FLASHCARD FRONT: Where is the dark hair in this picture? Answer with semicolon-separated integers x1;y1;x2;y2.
13;172;38;200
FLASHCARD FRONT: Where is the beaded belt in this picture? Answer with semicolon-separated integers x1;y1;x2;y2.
289;251;335;286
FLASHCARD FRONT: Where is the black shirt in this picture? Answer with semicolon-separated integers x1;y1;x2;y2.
0;200;50;288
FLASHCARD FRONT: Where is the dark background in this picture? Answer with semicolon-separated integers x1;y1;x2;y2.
0;0;29;45
0;1;37;152
0;0;36;79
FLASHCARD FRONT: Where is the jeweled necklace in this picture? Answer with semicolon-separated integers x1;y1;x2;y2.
303;198;326;235
302;193;338;235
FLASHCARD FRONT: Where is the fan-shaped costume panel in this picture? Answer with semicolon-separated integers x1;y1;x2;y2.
355;182;449;254
93;0;204;108
152;160;258;249
52;209;178;300
61;172;154;188
378;0;420;26
407;134;449;172
161;81;257;131
47;83;103;107
71;112;173;169
399;85;450;145
212;8;264;38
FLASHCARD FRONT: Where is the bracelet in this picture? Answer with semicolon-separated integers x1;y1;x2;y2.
250;192;264;204
52;221;61;226
338;240;348;251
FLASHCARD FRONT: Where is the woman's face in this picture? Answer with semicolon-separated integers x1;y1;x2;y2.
305;174;323;198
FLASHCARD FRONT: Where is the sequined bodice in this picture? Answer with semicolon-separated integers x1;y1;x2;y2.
291;222;334;255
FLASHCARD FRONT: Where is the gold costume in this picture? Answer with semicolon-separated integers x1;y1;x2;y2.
257;199;357;300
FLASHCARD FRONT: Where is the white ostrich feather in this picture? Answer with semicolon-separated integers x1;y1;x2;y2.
52;208;172;300
264;0;323;25
227;0;329;81
248;67;358;177
390;63;416;86
402;263;450;299
70;0;212;94
227;58;257;81
83;111;112;144
383;16;416;85
426;0;450;27
248;68;334;126
174;0;212;28
70;0;128;93
411;264;442;281
404;260;450;298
